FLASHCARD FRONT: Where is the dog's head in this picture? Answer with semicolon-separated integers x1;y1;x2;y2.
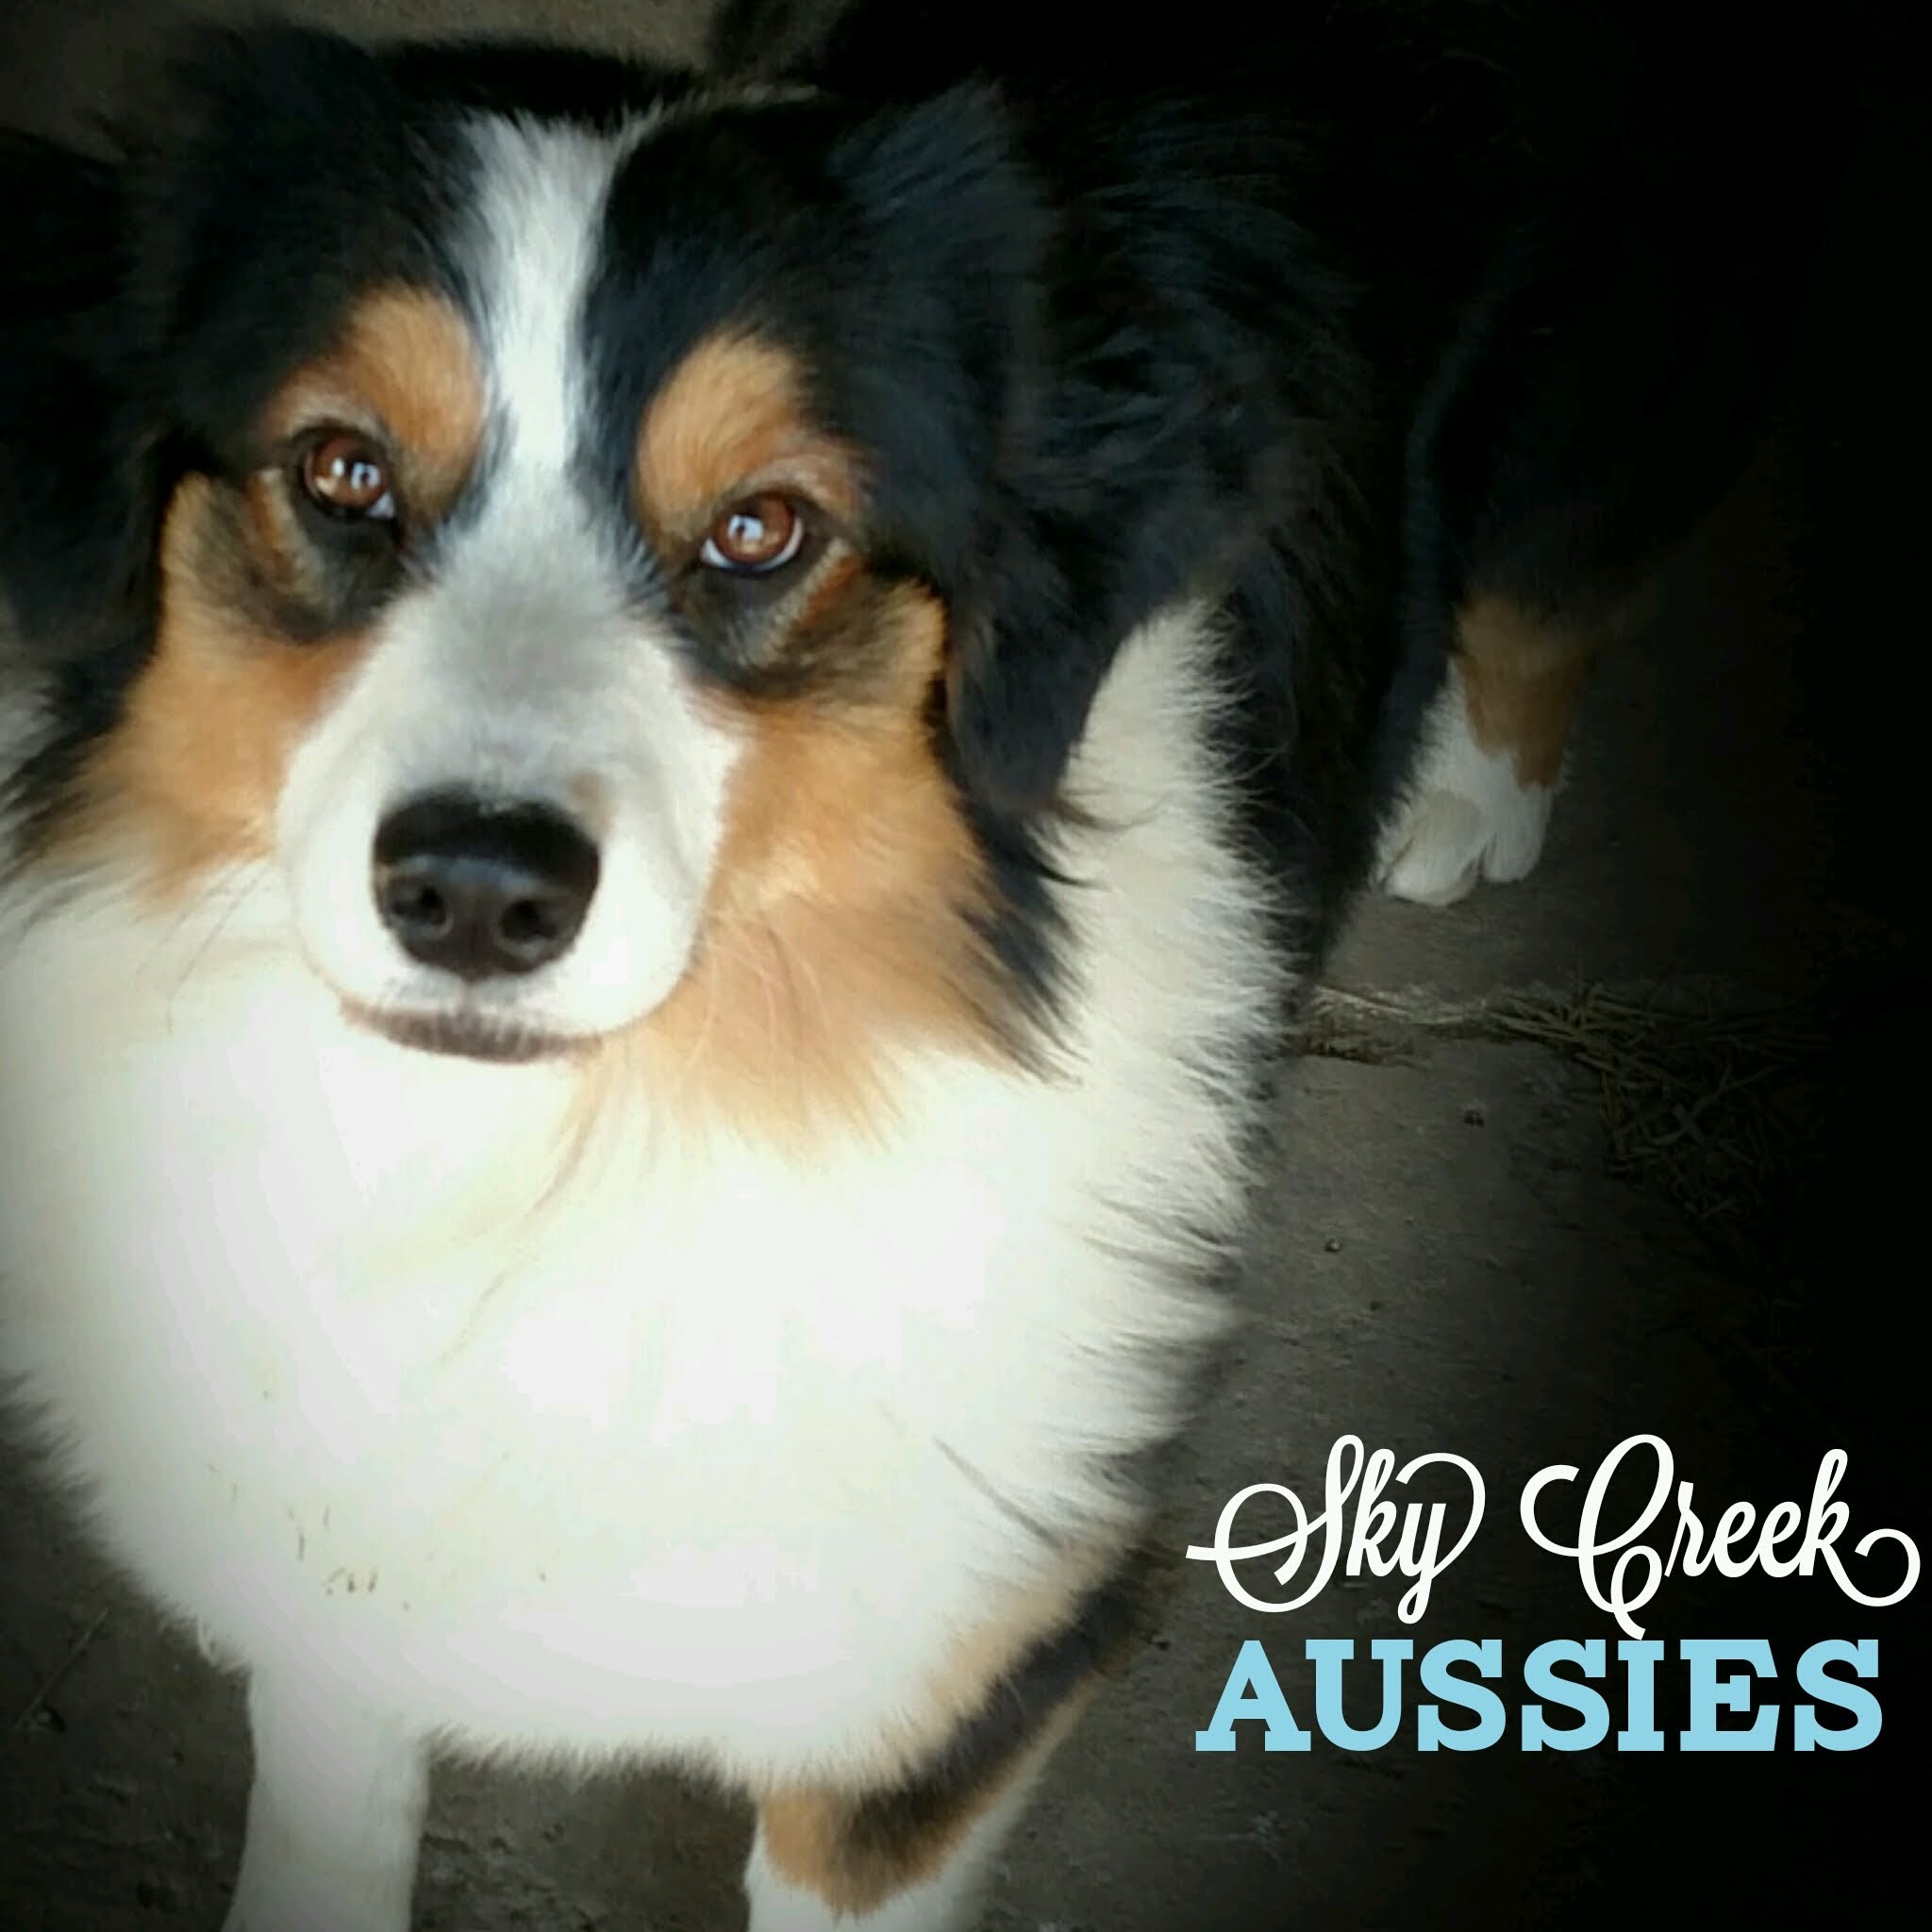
0;25;1244;1103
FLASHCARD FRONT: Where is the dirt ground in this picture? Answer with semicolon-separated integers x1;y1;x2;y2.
3;4;1925;1927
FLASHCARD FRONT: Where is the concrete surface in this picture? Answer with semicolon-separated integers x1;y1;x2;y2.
3;4;1925;1927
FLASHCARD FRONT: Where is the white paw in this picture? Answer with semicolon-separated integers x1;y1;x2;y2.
1375;665;1559;907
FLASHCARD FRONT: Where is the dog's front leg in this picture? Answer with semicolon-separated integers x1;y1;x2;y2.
222;1669;430;1932
743;1546;1146;1932
744;1744;1056;1932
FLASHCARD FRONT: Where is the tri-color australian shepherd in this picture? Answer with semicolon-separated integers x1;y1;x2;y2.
0;1;1856;1925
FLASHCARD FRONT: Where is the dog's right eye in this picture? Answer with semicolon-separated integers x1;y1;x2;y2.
699;494;808;576
297;432;398;524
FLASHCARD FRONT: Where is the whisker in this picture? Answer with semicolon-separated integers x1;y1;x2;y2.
160;864;264;1029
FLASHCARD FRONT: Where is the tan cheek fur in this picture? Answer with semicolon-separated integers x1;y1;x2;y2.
565;332;1014;1146
53;476;372;899
575;582;1010;1147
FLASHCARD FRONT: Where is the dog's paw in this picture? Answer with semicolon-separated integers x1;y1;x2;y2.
1375;666;1558;907
1375;784;1552;905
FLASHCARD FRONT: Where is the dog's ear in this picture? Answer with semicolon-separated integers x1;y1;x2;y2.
941;481;1140;823
0;131;161;659
819;84;1141;819
2;25;425;661
723;8;1245;820
823;74;1267;820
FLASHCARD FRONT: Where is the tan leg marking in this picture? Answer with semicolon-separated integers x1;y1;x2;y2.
754;1542;1150;1918
1453;592;1606;787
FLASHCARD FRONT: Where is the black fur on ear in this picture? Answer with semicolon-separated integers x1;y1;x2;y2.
809;80;1158;823
115;22;435;465
0;129;162;661
821;83;1047;569
2;21;451;664
740;78;1098;820
798;25;1348;821
893;116;1337;821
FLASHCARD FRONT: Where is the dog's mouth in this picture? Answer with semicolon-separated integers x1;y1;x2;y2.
342;1001;586;1066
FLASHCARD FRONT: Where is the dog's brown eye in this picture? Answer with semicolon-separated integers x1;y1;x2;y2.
300;432;397;521
700;495;805;575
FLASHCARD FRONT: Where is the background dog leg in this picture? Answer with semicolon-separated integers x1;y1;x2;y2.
222;1670;429;1932
1375;593;1606;906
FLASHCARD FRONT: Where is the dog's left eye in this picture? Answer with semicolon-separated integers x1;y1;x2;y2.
298;432;398;524
699;495;807;575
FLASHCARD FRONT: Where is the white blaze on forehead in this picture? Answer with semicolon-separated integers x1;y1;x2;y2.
461;114;641;479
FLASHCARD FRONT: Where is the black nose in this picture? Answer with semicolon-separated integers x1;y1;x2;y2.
372;791;600;982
